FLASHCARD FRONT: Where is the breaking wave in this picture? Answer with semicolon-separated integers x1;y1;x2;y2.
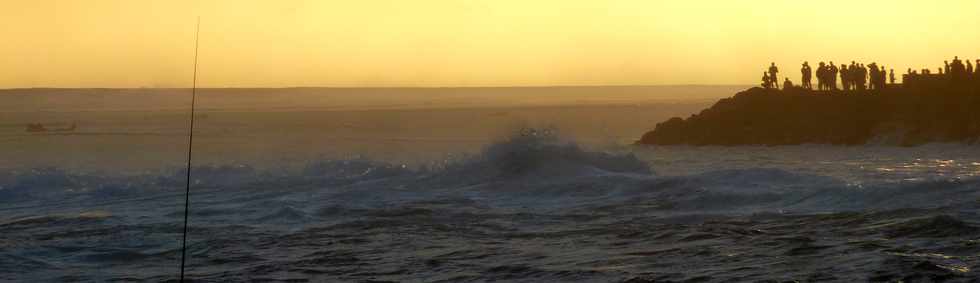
2;132;979;215
4;131;980;281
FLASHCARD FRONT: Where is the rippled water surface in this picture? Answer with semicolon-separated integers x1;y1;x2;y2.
4;135;980;282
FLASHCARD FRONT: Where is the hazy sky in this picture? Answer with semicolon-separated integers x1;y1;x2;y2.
2;1;979;88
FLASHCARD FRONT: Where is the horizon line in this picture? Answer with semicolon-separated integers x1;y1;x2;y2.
0;84;753;91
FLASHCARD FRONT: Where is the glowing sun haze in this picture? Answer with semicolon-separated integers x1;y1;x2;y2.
2;0;978;88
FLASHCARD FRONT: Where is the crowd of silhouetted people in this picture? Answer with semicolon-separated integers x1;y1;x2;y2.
762;57;979;92
904;57;977;84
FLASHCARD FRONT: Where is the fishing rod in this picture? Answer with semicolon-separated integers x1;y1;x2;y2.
179;17;200;282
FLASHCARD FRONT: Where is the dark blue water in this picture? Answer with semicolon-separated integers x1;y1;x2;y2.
3;135;980;282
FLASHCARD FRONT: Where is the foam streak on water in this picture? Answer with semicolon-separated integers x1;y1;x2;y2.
2;135;980;281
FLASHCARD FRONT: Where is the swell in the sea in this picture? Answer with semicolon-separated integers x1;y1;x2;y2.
2;133;979;281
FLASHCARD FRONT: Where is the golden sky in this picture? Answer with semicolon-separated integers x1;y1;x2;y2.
1;0;978;88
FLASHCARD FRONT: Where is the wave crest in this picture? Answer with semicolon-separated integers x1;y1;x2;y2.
442;130;651;181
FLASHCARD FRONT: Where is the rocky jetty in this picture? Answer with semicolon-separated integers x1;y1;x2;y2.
637;87;980;146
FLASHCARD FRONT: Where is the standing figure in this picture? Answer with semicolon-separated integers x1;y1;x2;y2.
769;63;780;89
801;62;812;90
974;59;980;87
853;62;861;90
874;64;885;90
951;56;967;85
762;72;771;89
852;62;861;90
881;66;894;89
976;60;980;87
838;64;848;91
976;60;980;81
857;64;868;90
890;69;896;85
879;68;885;89
867;63;878;90
879;66;888;90
816;62;827;90
828;62;838;90
878;66;885;90
847;61;857;90
851;63;859;91
967;60;974;75
952;57;965;72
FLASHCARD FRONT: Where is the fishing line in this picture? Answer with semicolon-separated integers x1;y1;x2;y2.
179;17;200;282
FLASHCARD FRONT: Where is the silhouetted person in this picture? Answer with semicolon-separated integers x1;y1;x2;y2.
976;60;980;87
867;63;878;90
762;72;772;89
849;65;856;90
877;65;885;90
875;66;888;90
945;61;951;75
862;64;869;90
783;78;793;90
828;62;838;90
867;63;875;90
853;63;861;90
840;64;850;90
889;69;896;85
857;63;868;91
825;62;835;91
848;61;857;90
951;56;966;85
880;67;888;89
801;62;812;90
968;60;974;75
816;62;827;90
769;63;780;88
976;60;980;84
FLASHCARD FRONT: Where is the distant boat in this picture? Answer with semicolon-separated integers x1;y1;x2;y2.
25;122;76;133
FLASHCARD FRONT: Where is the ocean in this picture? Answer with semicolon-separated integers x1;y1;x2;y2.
2;87;979;282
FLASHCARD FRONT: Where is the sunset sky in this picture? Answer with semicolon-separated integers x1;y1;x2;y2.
2;0;979;88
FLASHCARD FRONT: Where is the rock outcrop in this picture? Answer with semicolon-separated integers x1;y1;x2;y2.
637;87;980;146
